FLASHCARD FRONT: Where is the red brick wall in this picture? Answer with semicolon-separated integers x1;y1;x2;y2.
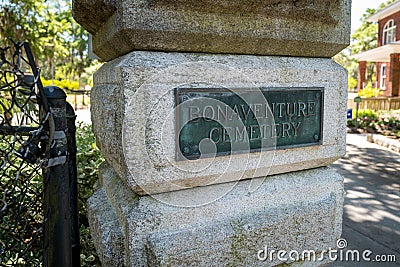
373;12;400;96
358;61;367;91
390;53;400;96
378;11;400;46
377;55;400;97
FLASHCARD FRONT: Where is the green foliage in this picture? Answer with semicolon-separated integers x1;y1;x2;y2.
42;78;79;90
80;225;99;267
0;92;12;115
350;109;379;129
348;77;358;91
333;49;359;91
81;62;103;87
351;10;378;55
0;0;98;81
355;109;379;120
0;123;104;265
75;123;104;266
351;11;378;85
0;135;43;266
374;113;400;137
347;109;400;138
358;83;382;98
0;0;46;54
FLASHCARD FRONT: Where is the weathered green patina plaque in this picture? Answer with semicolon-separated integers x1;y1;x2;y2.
175;88;323;160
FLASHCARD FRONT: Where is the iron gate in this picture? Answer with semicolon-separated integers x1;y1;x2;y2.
0;41;79;266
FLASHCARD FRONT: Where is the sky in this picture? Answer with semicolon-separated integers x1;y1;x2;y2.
351;0;390;32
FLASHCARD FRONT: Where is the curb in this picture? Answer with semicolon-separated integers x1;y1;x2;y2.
366;133;400;153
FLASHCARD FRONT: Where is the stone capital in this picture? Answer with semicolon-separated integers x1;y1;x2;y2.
72;0;351;61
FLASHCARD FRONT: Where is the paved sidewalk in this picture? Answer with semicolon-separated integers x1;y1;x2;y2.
328;134;400;266
75;108;91;124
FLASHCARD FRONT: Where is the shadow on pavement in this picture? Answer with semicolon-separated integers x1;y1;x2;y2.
328;134;400;266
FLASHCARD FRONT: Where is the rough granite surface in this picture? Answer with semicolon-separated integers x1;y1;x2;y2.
91;51;347;195
87;188;125;266
88;163;344;266
72;0;351;61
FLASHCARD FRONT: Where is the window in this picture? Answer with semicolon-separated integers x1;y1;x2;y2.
380;64;387;89
383;20;396;45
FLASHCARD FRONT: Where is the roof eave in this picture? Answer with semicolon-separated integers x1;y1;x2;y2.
366;1;400;23
352;43;400;62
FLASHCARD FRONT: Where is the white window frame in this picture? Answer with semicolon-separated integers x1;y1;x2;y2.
383;19;396;45
380;64;387;89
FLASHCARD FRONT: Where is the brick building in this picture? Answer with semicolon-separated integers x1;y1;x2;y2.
354;1;400;97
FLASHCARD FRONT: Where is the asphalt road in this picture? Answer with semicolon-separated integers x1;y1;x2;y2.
328;134;400;267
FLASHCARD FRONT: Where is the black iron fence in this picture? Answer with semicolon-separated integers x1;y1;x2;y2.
0;41;79;266
66;89;90;111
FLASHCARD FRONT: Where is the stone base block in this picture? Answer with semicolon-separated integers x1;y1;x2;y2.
88;163;344;266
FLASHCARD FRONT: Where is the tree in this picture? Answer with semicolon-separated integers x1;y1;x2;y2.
58;3;92;81
351;8;379;55
0;0;47;65
334;0;397;89
333;48;359;90
0;0;96;84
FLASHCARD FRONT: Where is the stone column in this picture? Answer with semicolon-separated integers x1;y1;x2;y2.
73;1;350;266
358;60;367;91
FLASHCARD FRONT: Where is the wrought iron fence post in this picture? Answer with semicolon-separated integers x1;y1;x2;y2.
43;86;72;267
66;102;80;266
0;42;81;266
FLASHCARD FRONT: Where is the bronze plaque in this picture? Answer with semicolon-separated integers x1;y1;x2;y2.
175;87;323;160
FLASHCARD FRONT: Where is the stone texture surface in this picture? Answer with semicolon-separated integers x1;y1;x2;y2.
87;187;125;266
91;51;347;195
72;0;351;61
88;162;344;266
72;0;116;34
